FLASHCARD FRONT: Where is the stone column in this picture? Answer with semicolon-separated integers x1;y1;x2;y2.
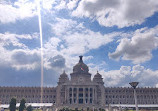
68;87;70;104
77;87;79;104
83;87;85;104
88;88;90;104
72;87;74;104
134;89;139;111
95;87;97;104
93;87;95;104
65;87;67;104
56;86;61;106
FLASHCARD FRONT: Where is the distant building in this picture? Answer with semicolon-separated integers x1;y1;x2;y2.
0;56;158;109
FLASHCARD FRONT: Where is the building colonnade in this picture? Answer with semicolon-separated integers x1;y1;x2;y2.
66;86;97;105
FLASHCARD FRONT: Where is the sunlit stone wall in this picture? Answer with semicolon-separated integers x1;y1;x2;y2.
105;87;158;104
0;87;56;104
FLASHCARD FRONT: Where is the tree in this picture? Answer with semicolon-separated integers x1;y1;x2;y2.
65;108;69;111
75;108;78;111
87;107;89;111
19;98;26;111
9;97;16;111
26;105;33;111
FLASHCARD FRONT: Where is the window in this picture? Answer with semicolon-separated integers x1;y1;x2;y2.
79;93;83;97
79;88;83;91
69;88;72;91
73;88;77;91
90;98;92;103
69;99;72;104
79;99;83;104
144;95;146;98
85;99;88;103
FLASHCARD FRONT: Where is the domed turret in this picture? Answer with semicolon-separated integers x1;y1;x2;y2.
73;56;89;73
58;70;69;85
70;56;91;83
93;71;104;85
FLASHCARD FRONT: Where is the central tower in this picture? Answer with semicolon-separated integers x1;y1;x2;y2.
56;56;105;110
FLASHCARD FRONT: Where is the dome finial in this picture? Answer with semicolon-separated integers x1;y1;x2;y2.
79;56;83;63
61;70;67;75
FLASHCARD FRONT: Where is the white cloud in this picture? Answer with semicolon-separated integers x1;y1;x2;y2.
43;37;62;63
109;26;158;63
103;70;124;86
54;0;66;10
120;66;131;75
0;47;40;70
46;18;121;73
71;0;158;28
0;46;11;65
42;0;56;11
44;37;61;50
0;0;37;23
47;55;65;69
0;32;39;48
0;4;19;23
0;32;40;70
131;65;144;77
11;49;40;70
50;18;119;52
61;30;120;56
50;18;121;56
50;18;77;36
100;65;158;87
67;0;79;10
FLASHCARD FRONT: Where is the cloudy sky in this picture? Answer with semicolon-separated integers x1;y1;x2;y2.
0;0;158;87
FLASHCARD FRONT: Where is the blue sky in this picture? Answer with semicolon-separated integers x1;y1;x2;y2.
0;0;158;87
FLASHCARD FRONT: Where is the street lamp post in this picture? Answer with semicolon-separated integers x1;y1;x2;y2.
93;104;94;111
129;82;139;111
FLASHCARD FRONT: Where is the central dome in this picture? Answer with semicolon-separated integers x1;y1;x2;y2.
73;56;89;73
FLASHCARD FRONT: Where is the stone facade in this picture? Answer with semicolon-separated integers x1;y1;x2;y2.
0;87;56;104
105;87;158;105
0;56;158;109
